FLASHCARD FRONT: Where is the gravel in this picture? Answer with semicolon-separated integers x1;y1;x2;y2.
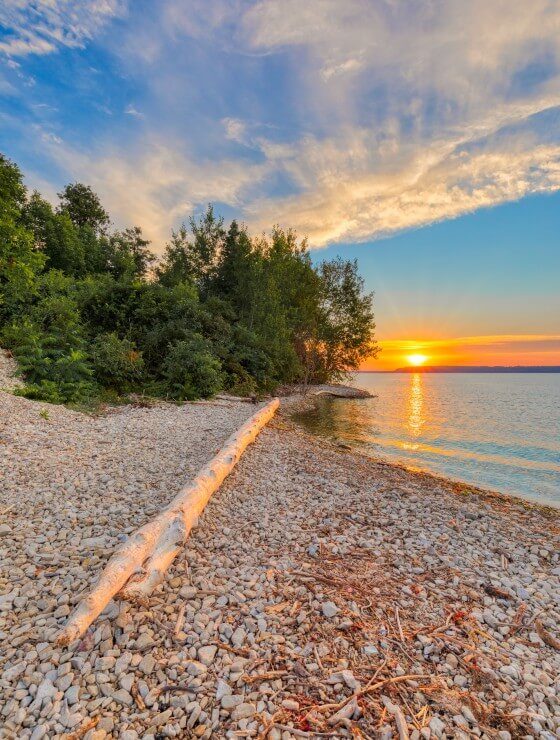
0;349;23;390
0;390;559;739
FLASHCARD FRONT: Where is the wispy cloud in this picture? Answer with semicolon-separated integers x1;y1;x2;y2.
35;132;270;246
0;0;126;57
125;104;143;118
4;1;560;249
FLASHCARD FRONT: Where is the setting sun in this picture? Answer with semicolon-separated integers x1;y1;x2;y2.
407;353;428;366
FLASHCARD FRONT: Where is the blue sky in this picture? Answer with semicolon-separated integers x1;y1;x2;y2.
1;0;559;366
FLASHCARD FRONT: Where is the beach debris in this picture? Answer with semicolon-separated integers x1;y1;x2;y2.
0;390;558;738
535;619;560;650
56;398;279;645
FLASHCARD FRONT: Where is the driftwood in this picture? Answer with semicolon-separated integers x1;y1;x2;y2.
56;398;279;645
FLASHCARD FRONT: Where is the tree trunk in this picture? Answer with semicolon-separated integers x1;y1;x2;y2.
56;398;279;645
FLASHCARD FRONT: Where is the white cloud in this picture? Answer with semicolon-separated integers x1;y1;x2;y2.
125;104;143;118
9;0;560;249
0;0;125;57
235;0;560;244
247;134;560;246
39;134;270;247
222;117;247;143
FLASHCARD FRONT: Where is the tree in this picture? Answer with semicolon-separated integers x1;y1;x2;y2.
211;220;258;317
313;258;378;381
155;225;194;287
107;226;155;279
188;205;225;290
1;150;379;404
57;183;110;233
23;192;85;275
0;156;46;317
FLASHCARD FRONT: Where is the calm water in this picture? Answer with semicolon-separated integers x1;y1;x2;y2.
295;373;560;506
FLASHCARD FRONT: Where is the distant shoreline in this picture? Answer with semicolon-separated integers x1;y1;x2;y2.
361;365;560;373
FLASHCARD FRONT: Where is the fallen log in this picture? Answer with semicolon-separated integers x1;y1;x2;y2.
56;398;279;645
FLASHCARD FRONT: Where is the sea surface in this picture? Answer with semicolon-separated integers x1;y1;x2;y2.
294;372;560;507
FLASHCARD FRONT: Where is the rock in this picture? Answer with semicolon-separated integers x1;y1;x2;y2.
111;689;134;706
322;601;339;618
3;662;26;681
363;644;378;655
281;699;300;711
198;645;217;666
231;627;246;647
445;653;458;669
186;660;207;676
138;655;157;675
231;702;256;720
327;670;359;690
0;523;12;537
429;716;445;736
221;695;243;710
216;679;231;700
500;664;519;679
135;633;155;650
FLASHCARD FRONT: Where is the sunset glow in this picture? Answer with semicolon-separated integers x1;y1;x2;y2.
361;335;560;372
407;354;428;367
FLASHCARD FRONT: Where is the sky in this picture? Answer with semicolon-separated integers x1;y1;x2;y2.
1;0;559;370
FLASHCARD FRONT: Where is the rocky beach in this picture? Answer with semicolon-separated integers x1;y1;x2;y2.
1;361;559;739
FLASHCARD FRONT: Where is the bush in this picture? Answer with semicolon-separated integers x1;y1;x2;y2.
91;333;145;392
163;336;223;400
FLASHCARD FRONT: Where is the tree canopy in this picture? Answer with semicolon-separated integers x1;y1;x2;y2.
0;152;378;404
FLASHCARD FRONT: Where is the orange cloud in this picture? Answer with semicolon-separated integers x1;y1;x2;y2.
363;334;560;371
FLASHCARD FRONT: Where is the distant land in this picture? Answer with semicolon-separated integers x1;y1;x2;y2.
366;366;560;374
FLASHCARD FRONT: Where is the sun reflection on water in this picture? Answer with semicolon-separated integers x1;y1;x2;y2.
406;373;424;444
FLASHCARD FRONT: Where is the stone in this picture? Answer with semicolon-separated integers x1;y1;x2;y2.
221;695;244;710
197;645;217;666
111;689;134;706
138;655;157;675
322;601;339;618
135;633;155;650
231;702;256;721
216;679;231;700
429;716;446;736
281;699;299;711
186;660;207;677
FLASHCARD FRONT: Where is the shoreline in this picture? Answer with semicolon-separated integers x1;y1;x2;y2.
1;389;559;738
286;385;560;515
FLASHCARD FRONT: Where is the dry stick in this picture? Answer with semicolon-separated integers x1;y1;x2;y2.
62;717;99;740
382;696;410;740
174;604;186;636
56;399;279;645
535;619;560;650
395;606;405;643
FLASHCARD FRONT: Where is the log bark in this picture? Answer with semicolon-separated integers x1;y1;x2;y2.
56;398;279;645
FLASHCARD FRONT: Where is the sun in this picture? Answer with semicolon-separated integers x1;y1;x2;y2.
407;353;428;366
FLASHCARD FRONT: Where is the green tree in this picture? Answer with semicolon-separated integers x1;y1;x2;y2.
57;183;110;233
313;258;378;381
23;192;85;275
0;155;46;318
107;226;155;279
163;336;223;400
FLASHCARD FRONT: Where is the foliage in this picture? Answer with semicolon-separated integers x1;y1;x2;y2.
163;336;223;400
0;150;377;404
57;183;109;233
91;333;145;392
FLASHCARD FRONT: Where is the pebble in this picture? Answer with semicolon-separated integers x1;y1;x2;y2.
0;380;558;739
322;601;339;618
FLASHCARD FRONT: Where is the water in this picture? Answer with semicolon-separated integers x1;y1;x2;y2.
294;373;560;506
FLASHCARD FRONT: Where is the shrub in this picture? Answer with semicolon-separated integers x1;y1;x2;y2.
163;336;223;400
91;333;145;393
